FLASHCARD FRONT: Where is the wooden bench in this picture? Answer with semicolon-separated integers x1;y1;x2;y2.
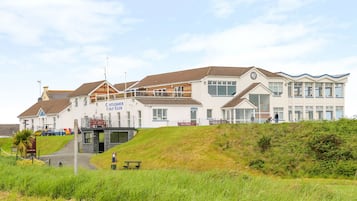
123;160;142;169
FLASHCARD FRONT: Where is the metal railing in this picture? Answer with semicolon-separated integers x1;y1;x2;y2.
93;90;193;101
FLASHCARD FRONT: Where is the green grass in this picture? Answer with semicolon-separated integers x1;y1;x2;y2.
0;138;13;153
0;156;356;201
36;135;73;155
92;119;357;178
0;135;73;156
91;126;239;171
1;120;357;200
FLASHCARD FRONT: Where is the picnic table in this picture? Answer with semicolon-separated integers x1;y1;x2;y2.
123;160;142;169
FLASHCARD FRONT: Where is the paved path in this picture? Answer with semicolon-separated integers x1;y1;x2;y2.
40;139;96;169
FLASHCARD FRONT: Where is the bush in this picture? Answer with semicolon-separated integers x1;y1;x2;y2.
258;135;271;152
308;134;342;160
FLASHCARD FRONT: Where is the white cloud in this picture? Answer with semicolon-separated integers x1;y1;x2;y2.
0;0;137;45
173;22;318;56
211;0;315;20
264;0;315;21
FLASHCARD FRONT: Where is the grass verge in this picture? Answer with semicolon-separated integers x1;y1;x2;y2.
0;156;356;201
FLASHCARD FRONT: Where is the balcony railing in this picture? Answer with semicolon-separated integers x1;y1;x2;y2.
94;91;192;102
81;118;109;128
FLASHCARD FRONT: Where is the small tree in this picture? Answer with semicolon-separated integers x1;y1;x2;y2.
13;130;34;157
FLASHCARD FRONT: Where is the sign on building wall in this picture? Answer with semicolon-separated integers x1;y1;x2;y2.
106;102;124;111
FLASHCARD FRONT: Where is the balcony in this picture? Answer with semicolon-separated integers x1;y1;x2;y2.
81;118;108;129
92;90;192;101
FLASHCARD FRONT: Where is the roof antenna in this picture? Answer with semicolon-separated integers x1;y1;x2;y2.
105;56;108;81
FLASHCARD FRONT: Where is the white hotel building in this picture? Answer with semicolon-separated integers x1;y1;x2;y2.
19;66;349;131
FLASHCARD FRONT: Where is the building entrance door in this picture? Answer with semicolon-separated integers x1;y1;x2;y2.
98;132;105;153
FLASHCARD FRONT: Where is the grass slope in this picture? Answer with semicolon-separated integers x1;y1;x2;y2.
0;135;73;156
91;119;357;178
91;126;239;171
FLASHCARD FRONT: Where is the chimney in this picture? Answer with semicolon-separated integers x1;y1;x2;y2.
43;86;49;93
42;86;49;101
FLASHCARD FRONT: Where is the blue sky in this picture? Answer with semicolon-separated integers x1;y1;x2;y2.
1;0;357;123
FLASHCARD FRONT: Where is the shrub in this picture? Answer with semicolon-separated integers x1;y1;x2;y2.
308;134;342;160
258;135;271;152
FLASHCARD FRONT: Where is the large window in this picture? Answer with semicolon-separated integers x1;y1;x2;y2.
208;81;236;96
269;82;283;96
335;83;343;98
325;83;333;98
235;109;254;123
326;106;333;120
305;83;313;97
153;108;167;120
315;83;323;98
273;107;284;121
249;94;270;112
294;82;303;97
288;83;292;97
110;132;128;143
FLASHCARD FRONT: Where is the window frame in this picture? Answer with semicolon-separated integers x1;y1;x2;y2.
153;108;168;121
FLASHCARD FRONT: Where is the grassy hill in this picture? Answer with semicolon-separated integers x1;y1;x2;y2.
0;135;73;156
0;121;356;200
91;119;357;178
